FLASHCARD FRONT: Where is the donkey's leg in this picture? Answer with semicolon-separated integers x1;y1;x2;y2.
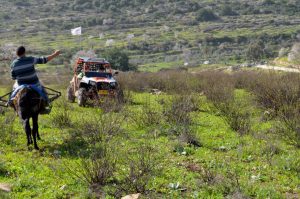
23;119;32;146
34;114;41;140
32;114;40;150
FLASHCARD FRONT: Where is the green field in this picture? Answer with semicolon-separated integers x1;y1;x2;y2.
0;70;299;198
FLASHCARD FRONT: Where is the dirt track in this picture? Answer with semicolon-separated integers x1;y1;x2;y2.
255;65;300;73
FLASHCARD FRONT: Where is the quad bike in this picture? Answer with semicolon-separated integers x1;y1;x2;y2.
67;57;123;107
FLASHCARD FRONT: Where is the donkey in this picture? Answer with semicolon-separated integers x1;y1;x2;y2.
14;87;46;150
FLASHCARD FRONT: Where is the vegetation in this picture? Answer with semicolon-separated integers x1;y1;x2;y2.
102;48;134;71
288;43;300;63
1;0;300;71
246;40;266;61
0;0;300;198
196;9;219;22
0;69;299;198
220;5;238;16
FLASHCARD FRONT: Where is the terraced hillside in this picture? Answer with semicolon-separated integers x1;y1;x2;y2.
0;0;300;71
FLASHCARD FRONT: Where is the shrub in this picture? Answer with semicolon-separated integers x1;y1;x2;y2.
0;161;8;177
244;72;300;145
118;144;161;194
196;163;242;196
178;126;202;147
66;143;117;190
51;99;73;128
131;104;162;128
220;101;252;135
207;93;252;135
196;9;219;22
163;94;202;146
201;72;252;135
0;112;16;145
0;192;9;199
220;5;238;16
117;70;205;95
232;71;258;90
98;97;124;113
73;112;124;152
261;139;281;165
279;105;300;147
250;73;300;114
102;48;135;71
202;72;234;107
66;114;122;192
246;40;265;61
164;94;199;126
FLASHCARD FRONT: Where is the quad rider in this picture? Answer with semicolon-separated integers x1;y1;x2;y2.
8;46;60;113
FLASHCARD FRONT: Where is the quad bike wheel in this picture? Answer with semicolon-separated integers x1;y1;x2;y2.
78;88;87;107
67;84;75;103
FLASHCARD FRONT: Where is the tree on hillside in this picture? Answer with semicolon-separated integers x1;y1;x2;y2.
196;9;219;22
246;40;265;61
102;48;135;71
220;5;238;16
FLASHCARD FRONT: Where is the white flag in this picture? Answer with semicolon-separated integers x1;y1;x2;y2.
71;27;82;36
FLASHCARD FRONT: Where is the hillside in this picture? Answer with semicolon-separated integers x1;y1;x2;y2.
1;0;300;71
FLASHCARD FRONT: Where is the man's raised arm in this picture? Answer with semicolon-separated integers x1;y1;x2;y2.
47;50;60;62
33;50;61;64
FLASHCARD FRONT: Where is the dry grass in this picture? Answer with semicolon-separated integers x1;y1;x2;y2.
119;70;300;140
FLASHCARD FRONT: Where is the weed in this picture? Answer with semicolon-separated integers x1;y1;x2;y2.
164;94;199;126
196;163;244;197
0;111;16;145
222;102;252;135
204;78;251;135
279;105;300;147
0;161;8;177
75;113;124;146
178;127;202;147
261;140;281;165
98;97;124;113
250;73;300;114
0;192;9;199
131;104;163;129
66;143;116;191
51;99;73;128
202;72;234;107
118;144;161;195
197;164;218;186
118;71;203;94
122;90;133;104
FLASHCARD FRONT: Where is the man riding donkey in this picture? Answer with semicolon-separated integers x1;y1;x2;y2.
8;46;60;113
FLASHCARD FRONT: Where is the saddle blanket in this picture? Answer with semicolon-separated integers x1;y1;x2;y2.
10;83;48;102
